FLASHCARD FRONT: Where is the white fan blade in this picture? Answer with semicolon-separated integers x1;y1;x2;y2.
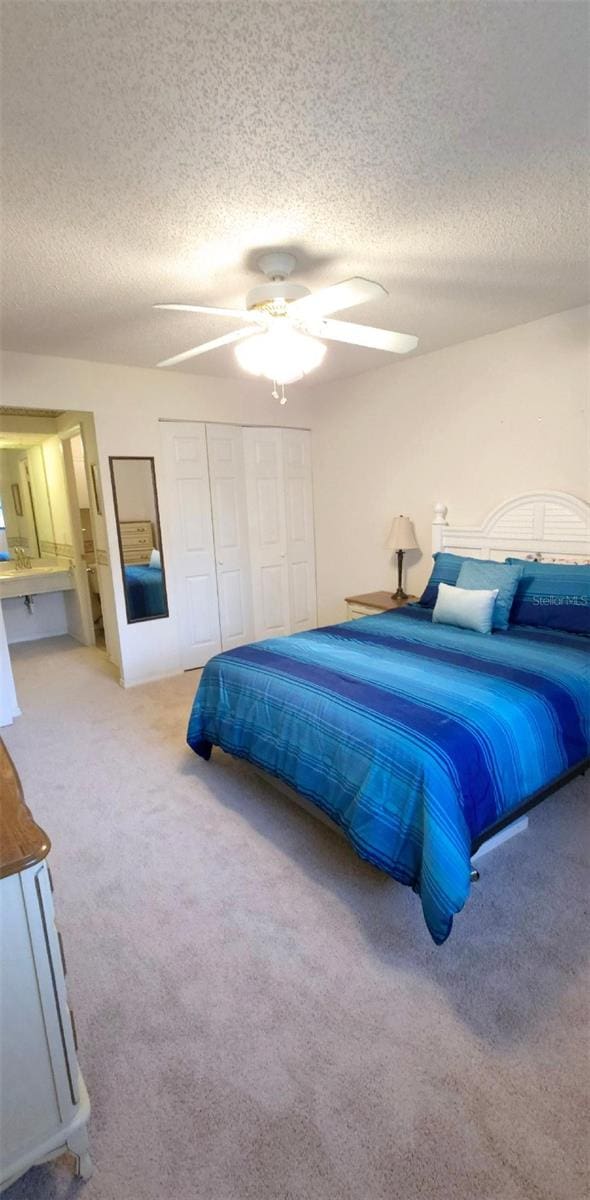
157;326;260;368
315;318;418;354
154;303;252;320
290;277;387;319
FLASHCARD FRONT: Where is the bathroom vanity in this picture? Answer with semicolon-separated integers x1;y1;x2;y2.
0;561;74;601
0;741;92;1190
0;560;75;645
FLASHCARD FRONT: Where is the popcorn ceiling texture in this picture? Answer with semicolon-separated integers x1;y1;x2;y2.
0;0;588;382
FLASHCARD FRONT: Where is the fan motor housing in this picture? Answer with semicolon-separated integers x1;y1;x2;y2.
246;281;311;311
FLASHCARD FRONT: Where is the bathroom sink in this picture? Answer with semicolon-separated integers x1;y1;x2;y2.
0;565;65;578
0;565;74;599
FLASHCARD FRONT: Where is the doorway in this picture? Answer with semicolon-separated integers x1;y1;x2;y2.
0;408;118;705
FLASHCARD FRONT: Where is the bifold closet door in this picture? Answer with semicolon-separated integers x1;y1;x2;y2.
206;424;254;651
243;427;291;640
161;423;221;669
282;429;317;632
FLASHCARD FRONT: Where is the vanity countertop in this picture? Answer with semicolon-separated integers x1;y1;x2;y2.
0;564;74;600
0;740;50;879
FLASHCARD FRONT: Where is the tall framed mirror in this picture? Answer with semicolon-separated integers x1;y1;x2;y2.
109;456;169;624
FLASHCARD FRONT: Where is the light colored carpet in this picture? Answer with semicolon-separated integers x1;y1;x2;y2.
3;635;589;1200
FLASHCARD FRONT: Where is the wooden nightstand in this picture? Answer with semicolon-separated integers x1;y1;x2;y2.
345;590;418;619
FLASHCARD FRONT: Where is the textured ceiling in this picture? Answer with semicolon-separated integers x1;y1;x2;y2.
1;1;588;384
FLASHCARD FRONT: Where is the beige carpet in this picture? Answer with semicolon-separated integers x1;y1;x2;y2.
3;635;589;1200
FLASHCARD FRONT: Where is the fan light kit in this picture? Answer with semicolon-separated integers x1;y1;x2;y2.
154;251;418;402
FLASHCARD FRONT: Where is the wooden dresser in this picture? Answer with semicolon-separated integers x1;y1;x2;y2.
119;519;154;565
345;590;418;619
0;742;92;1191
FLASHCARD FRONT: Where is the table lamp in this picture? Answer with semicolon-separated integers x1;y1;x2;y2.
387;515;418;600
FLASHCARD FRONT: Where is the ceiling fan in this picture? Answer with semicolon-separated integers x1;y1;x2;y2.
154;251;418;402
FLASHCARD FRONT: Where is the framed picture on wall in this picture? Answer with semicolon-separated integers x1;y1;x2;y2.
90;463;102;516
11;483;23;517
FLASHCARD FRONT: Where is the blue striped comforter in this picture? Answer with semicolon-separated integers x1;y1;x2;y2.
124;565;165;621
187;607;589;943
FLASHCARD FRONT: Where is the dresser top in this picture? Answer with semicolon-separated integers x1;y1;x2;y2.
0;740;50;879
345;590;418;610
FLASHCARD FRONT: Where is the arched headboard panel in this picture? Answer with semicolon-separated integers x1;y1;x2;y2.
432;491;590;562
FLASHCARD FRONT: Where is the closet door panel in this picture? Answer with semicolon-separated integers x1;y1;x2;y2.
256;479;282;546
186;573;220;649
178;477;210;551
206;424;254;651
214;478;239;547
217;570;245;640
161;423;222;668
286;476;306;542
243;428;290;640
290;559;313;626
260;564;288;632
282;429;317;632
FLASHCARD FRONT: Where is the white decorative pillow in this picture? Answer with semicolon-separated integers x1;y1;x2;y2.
432;582;499;634
149;548;161;569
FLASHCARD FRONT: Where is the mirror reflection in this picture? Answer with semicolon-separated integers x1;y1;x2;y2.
109;456;168;624
0;442;56;562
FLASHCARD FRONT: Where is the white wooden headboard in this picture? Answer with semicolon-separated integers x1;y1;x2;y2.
432;491;590;562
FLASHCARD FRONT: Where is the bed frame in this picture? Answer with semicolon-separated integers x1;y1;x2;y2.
432;489;590;562
432;490;590;872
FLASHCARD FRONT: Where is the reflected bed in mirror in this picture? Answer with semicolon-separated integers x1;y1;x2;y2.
109;456;169;623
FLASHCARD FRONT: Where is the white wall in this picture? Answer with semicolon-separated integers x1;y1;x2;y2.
70;434;90;507
1;352;314;684
3;592;69;644
111;458;158;529
41;437;73;550
310;306;590;623
2;306;586;677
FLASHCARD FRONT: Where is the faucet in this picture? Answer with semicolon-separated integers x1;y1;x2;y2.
13;546;32;570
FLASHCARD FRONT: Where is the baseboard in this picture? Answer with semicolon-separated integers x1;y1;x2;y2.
118;667;184;689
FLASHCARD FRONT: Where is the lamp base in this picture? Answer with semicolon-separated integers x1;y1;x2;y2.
392;549;408;602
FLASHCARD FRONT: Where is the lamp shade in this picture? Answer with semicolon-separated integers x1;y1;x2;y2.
387;515;418;552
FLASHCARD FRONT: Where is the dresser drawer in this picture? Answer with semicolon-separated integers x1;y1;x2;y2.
347;603;387;618
119;521;152;536
120;532;152;546
122;550;152;565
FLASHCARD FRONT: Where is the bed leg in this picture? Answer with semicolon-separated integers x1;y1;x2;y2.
470;866;480;883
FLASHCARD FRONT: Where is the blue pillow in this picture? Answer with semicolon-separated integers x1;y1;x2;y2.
506;559;590;635
419;552;472;607
0;551;10;561
456;559;523;631
433;582;499;634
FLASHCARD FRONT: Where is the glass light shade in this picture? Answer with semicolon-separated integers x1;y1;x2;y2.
235;325;326;385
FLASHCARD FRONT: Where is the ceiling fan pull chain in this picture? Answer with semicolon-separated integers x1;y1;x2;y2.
280;383;287;406
271;380;279;400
